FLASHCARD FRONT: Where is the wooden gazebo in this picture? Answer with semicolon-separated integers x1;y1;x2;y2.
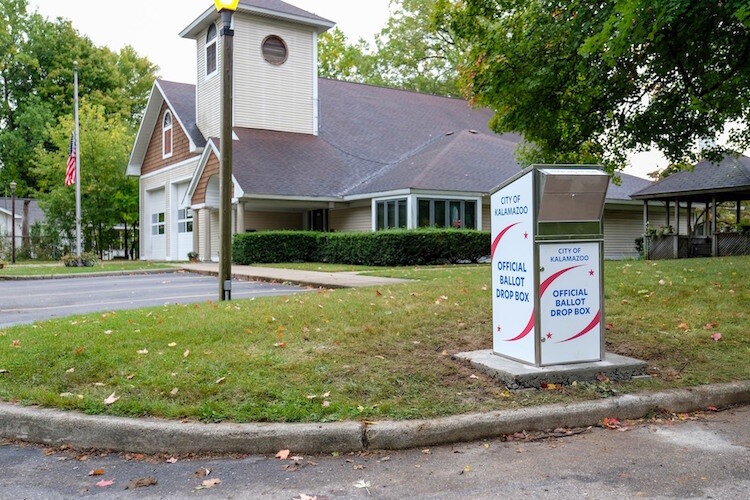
631;155;750;259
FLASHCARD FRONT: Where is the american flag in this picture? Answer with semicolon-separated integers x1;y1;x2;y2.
65;132;76;187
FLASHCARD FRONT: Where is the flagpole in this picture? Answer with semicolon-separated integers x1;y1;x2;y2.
74;61;82;263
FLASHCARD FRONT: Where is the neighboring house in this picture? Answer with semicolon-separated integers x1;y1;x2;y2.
127;0;655;261
0;197;44;252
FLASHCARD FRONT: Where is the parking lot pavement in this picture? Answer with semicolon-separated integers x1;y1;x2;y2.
0;272;307;328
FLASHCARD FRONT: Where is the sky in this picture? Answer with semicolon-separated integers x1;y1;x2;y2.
28;0;671;178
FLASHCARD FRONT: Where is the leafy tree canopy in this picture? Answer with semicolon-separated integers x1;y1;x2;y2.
318;0;463;97
446;0;750;171
0;0;157;196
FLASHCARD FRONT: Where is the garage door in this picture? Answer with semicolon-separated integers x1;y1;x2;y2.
147;188;166;260
174;182;193;261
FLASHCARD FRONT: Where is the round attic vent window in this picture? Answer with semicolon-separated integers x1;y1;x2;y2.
262;35;288;65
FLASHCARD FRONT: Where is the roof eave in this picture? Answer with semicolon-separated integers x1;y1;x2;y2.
180;4;335;39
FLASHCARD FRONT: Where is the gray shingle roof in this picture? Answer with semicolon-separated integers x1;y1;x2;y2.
608;172;653;201
0;197;44;227
158;79;206;148
238;0;333;25
632;155;750;199
162;77;650;200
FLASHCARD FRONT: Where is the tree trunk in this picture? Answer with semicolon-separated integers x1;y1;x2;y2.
124;220;129;260
98;222;103;260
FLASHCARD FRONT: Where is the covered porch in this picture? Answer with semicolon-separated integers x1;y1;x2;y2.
632;155;750;260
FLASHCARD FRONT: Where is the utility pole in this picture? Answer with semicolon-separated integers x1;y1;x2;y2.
217;1;237;301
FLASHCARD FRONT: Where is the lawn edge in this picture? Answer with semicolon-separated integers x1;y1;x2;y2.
1;380;747;455
0;268;181;281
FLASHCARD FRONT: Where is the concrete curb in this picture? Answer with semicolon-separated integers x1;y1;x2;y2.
0;268;181;281
184;268;330;289
0;381;747;455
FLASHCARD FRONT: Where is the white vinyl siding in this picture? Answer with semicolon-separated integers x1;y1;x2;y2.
233;14;314;134
330;205;372;232
197;21;222;140
603;207;644;259
139;159;200;260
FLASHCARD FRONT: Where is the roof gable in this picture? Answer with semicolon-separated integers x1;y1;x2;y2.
633;155;750;199
127;80;205;176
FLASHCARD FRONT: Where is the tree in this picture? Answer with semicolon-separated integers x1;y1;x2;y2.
447;0;750;171
0;0;156;196
317;0;463;96
33;102;135;258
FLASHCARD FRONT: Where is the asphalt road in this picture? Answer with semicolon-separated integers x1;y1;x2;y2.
0;406;747;498
0;272;306;327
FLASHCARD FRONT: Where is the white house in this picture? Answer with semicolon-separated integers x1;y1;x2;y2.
127;0;668;262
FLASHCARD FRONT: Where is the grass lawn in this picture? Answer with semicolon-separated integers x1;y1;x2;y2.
0;256;747;423
0;260;175;277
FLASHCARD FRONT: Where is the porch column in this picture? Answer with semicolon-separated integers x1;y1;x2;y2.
236;202;245;234
687;201;692;236
737;200;742;225
193;210;201;259
711;196;718;257
674;199;680;258
665;200;670;228
201;209;212;262
643;201;649;258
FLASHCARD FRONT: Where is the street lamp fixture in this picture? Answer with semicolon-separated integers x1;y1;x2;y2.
214;0;240;11
9;180;16;264
216;0;236;300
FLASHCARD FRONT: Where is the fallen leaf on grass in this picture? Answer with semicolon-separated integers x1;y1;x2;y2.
676;322;689;331
137;349;148;355
183;349;190;358
11;340;20;347
602;417;628;431
0;369;8;374
703;322;719;330
88;469;104;476
354;480;371;489
276;449;290;460
170;388;179;396
322;400;330;408
125;477;157;489
126;374;135;380
66;367;75;374
710;333;722;342
103;393;119;405
96;480;114;488
215;377;226;385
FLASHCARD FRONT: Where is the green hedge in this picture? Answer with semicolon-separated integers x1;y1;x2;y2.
232;229;491;266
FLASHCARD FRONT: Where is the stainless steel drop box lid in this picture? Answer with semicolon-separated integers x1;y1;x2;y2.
536;168;609;223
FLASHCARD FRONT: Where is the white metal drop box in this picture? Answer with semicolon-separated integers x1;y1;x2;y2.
490;165;610;367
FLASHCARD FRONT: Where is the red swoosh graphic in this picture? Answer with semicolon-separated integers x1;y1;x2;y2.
491;223;520;260
558;310;601;343
505;265;582;343
505;313;534;342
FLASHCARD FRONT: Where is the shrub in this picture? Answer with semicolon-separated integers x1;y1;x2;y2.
232;229;491;266
232;231;323;265
61;252;99;267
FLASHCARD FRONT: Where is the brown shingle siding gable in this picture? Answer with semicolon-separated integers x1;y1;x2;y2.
142;102;197;175
191;149;234;205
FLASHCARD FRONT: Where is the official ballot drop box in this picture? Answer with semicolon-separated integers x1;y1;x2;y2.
490;165;610;367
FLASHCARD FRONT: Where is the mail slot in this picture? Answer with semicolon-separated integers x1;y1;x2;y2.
489;165;609;366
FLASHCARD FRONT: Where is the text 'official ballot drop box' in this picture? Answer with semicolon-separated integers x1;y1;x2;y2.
490;165;610;367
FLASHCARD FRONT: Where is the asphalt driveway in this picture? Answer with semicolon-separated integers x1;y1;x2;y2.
0;272;306;328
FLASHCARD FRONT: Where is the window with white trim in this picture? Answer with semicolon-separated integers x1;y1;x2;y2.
417;199;477;229
376;199;408;230
151;212;165;236
205;23;218;78
178;208;193;233
162;111;173;159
